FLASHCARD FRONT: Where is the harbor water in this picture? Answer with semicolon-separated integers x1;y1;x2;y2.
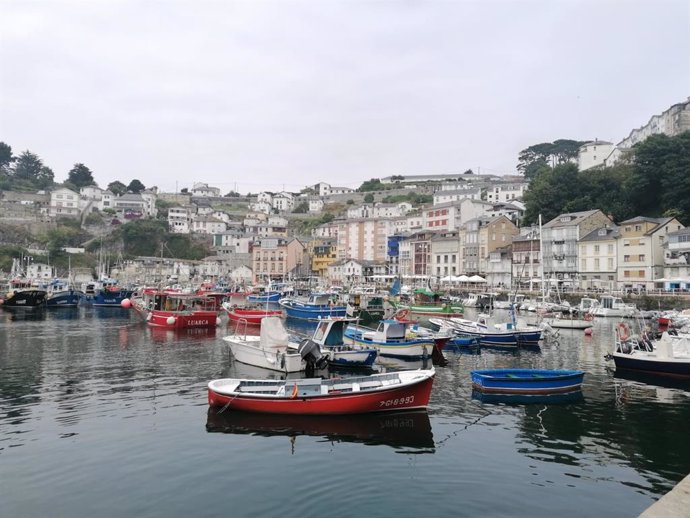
1;306;689;517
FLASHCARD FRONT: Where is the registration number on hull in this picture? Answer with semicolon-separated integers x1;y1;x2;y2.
379;396;414;408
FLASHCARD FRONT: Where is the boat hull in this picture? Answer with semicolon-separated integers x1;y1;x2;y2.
208;371;435;415
613;353;690;379
1;290;47;308
226;308;283;325
147;309;218;329
247;292;281;303
343;329;433;360
546;318;593;330
471;369;584;394
224;336;305;373
46;290;83;308
89;290;134;307
326;348;378;368
281;303;347;321
407;305;464;318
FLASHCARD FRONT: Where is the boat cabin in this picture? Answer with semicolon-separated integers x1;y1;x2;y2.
311;318;358;346
308;293;336;306
361;320;409;343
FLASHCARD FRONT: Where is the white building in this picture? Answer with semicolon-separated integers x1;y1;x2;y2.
308;198;324;213
423;203;460;232
433;188;481;206
191;182;221;197
168;206;194;233
485;182;528;203
191;216;227;235
252;201;273;214
313;182;354;197
272;192;295;212
618;98;690;149
49;187;80;217
578;140;615;171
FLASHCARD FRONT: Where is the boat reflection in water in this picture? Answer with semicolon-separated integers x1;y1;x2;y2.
613;369;690;392
148;326;218;344
471;389;584;405
1;306;47;322
206;409;435;453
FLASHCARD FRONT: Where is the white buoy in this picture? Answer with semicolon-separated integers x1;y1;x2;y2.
166;316;176;326
120;298;131;309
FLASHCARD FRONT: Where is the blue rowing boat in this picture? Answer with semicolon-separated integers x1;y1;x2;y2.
470;369;584;395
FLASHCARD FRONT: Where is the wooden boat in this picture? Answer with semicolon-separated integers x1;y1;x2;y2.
207;368;435;415
343;319;438;359
609;323;690;378
205;408;434;450
471;369;584;394
223;316;328;373
222;302;283;325
280;293;347;320
126;289;219;329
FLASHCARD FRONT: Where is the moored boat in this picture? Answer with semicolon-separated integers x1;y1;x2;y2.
306;317;378;368
343;319;437;360
608;322;690;378
45;279;83;308
222;302;283;325
471;369;585;394
280;293;347;320
127;289;220;329
207;368;435;415
223;316;328;373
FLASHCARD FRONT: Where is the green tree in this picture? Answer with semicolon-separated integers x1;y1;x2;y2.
35;166;54;189
363;193;374;203
14;150;43;180
628;131;690;222
67;163;95;189
127;179;145;193
0;142;14;170
107;181;127;195
293;201;309;213
358;178;384;192
518;139;585;180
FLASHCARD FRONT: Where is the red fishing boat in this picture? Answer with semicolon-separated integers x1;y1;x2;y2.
207;368;435;415
222;301;283;325
125;289;220;329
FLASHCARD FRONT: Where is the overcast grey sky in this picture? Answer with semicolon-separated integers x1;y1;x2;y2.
1;0;688;194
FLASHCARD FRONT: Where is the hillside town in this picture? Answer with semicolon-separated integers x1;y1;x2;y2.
1;98;689;294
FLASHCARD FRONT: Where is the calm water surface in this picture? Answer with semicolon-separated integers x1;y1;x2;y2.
1;306;689;518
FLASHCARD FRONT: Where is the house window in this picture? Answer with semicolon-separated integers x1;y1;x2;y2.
594;258;600;270
624;255;630;262
624;270;630;278
607;244;613;254
638;270;645;277
639;254;645;262
594;245;600;253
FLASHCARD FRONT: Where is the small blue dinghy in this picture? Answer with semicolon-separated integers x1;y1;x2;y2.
470;369;584;395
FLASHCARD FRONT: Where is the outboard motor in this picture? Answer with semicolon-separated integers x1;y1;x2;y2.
298;339;329;371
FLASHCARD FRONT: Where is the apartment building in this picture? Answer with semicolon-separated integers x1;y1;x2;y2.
616;216;684;291
578;226;619;291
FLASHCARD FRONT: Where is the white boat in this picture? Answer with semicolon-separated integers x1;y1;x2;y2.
462;293;481;307
223;317;327;373
541;312;593;330
590;295;638;318
609;323;690;378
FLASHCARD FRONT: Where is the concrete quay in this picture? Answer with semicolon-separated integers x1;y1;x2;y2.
640;473;690;517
